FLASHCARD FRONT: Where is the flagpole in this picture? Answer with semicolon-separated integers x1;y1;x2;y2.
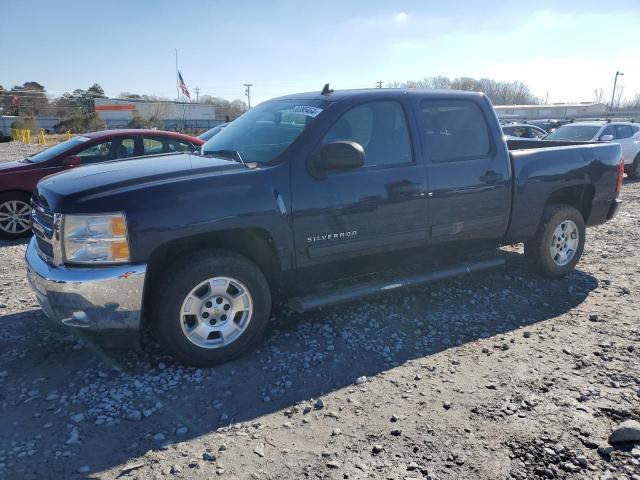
175;48;180;102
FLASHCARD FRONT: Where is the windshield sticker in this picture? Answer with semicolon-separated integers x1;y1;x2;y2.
290;105;323;118
76;136;91;142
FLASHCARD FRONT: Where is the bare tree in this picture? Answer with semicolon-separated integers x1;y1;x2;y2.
387;76;540;105
621;93;640;110
593;88;605;104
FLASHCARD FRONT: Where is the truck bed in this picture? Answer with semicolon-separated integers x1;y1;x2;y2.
506;139;600;150
505;140;622;242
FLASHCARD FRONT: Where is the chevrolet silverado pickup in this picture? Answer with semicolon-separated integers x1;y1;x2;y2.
25;88;624;365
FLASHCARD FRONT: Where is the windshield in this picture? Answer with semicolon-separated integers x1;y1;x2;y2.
202;99;328;164
198;124;228;141
26;136;91;163
544;125;601;141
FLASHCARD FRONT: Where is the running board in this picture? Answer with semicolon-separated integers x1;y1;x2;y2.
288;257;505;313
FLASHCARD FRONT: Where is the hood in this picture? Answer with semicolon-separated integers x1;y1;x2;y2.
0;159;30;174
36;153;246;210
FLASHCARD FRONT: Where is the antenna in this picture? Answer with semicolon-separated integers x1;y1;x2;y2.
321;83;334;96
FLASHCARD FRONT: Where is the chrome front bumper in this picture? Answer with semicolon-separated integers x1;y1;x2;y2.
25;237;147;331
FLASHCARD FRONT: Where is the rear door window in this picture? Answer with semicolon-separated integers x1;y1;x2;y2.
417;99;491;162
143;136;194;155
616;125;634;139
120;138;136;157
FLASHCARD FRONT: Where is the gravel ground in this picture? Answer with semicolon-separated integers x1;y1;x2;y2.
0;141;44;161
0;141;639;480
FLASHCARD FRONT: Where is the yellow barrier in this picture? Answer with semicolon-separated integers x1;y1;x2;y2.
12;128;74;145
12;128;32;143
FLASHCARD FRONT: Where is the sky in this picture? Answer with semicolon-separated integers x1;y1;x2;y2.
2;0;639;106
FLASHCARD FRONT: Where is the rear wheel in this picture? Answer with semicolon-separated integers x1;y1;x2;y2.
150;250;271;366
0;192;32;240
628;154;640;180
524;204;585;278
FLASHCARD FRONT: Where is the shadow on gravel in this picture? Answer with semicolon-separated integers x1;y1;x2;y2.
0;237;29;248
1;250;600;478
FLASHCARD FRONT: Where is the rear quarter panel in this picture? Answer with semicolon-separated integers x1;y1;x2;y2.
505;142;621;243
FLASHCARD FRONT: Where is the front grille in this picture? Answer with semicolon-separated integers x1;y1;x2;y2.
35;236;54;258
30;198;56;262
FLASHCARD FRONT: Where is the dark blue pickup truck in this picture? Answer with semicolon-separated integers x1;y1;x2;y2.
25;88;624;365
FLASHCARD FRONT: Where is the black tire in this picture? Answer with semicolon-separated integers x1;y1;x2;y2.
628;154;640;180
0;192;32;240
150;249;271;366
524;204;585;278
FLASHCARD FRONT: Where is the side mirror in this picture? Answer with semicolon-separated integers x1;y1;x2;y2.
599;134;614;142
315;141;365;172
61;155;81;167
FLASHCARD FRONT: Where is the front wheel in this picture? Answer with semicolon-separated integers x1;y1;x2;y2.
0;192;32;240
524;204;586;278
150;250;271;366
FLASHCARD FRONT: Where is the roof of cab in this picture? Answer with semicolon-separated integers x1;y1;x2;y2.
271;88;487;102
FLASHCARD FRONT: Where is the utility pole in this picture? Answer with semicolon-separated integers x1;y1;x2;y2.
244;83;252;109
376;80;383;88
610;71;624;114
194;87;200;103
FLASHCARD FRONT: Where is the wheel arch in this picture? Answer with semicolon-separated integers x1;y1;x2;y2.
142;228;282;320
544;184;595;223
0;189;33;200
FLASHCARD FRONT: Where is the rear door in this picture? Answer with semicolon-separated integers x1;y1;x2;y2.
291;99;429;268
414;97;511;248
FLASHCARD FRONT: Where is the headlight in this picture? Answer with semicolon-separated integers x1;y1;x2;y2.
63;213;130;264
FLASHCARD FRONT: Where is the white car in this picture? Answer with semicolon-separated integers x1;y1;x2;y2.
545;121;640;179
502;123;548;141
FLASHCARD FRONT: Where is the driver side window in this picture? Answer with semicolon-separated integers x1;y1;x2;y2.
76;141;113;164
600;125;616;139
322;101;412;167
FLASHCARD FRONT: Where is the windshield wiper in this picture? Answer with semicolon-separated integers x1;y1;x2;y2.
19;157;33;163
204;149;247;167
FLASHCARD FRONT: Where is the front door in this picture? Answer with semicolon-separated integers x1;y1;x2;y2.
291;99;429;269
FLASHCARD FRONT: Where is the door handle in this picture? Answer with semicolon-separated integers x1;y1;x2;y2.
387;181;424;198
479;170;503;184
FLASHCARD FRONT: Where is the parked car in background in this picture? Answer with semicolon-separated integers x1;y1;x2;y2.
545;121;640;178
198;123;229;141
528;119;572;133
502;123;547;140
26;88;623;365
0;129;204;239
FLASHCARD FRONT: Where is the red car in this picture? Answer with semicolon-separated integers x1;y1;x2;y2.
0;129;204;239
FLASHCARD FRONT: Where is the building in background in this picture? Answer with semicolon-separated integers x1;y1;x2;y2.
93;98;221;130
494;102;607;120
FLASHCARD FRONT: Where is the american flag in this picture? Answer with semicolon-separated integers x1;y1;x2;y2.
178;71;190;100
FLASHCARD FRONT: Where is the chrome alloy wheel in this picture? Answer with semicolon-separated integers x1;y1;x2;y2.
180;276;253;349
550;220;579;266
0;200;31;235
